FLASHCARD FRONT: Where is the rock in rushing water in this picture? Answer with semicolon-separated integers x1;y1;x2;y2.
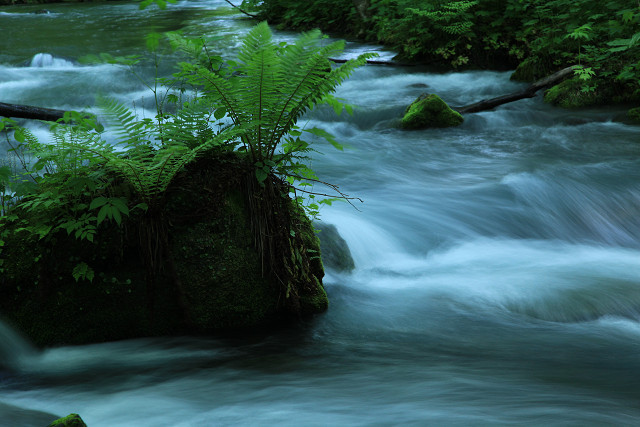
0;154;327;346
401;93;463;129
47;414;87;427
315;222;355;272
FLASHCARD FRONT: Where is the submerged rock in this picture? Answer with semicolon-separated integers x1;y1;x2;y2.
314;222;355;273
0;402;59;427
26;53;75;68
401;93;463;129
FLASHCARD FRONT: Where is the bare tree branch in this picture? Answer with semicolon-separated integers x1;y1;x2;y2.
287;174;363;211
454;66;576;114
222;0;259;19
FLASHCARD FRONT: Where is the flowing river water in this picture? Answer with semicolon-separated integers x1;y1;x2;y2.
2;1;640;425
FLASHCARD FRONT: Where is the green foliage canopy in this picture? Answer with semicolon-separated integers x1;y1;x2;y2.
244;0;640;103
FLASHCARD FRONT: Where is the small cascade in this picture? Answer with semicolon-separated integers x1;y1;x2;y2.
28;53;74;68
0;319;36;370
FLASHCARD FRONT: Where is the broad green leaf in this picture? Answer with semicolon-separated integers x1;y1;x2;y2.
0;166;11;182
90;197;108;210
255;168;268;183
96;206;108;224
109;197;130;215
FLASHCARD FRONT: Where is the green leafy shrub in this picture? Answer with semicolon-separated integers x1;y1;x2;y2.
242;0;359;32
250;0;640;105
174;22;373;187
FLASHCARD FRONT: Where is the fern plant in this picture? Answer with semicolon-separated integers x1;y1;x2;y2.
94;97;240;208
176;21;375;186
171;22;374;307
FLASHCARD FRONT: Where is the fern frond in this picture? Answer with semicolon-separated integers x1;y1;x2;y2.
97;126;243;204
97;96;154;149
235;22;281;158
160;101;229;149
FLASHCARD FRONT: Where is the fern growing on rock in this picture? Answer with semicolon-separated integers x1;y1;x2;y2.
176;21;374;185
174;22;374;307
1;22;373;326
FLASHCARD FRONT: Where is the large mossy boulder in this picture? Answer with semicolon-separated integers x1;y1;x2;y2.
0;153;328;346
401;93;463;129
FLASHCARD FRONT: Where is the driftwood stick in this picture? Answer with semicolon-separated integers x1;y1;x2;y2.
454;66;576;114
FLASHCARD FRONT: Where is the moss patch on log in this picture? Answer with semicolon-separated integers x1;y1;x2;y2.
544;76;640;109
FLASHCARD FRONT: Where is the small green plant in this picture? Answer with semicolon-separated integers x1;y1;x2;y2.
565;23;592;65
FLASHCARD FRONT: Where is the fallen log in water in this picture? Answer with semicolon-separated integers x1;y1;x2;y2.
454;66;576;114
0;102;68;122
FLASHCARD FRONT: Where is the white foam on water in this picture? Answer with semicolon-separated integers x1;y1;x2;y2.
28;53;75;68
0;320;37;370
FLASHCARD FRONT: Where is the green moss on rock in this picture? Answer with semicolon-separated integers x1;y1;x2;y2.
542;76;635;108
295;214;328;315
298;275;329;314
47;413;87;427
627;107;640;124
0;217;156;346
544;78;600;108
171;190;280;331
510;57;552;82
401;93;463;129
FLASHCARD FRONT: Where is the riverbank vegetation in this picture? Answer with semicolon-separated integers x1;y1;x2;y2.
0;23;370;345
242;0;640;108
